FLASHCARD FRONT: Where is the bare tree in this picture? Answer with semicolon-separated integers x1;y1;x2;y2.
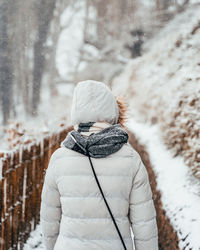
46;0;73;96
32;0;56;115
0;0;13;124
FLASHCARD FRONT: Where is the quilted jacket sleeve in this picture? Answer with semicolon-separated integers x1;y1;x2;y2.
129;154;158;250
40;153;61;250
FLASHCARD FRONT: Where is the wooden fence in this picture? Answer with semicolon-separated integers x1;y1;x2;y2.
0;127;72;250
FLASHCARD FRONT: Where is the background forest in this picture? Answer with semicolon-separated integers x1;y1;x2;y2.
0;0;193;125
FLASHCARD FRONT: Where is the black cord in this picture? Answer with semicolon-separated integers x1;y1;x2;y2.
87;153;127;250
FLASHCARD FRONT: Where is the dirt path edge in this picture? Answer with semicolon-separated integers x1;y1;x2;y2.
127;129;179;250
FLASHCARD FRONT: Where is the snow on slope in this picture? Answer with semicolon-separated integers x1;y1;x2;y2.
113;4;200;178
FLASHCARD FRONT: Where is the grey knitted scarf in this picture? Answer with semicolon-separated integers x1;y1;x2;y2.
62;122;129;158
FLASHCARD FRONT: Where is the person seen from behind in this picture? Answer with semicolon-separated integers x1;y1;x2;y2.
40;80;158;250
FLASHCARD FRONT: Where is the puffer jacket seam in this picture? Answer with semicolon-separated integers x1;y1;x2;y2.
130;198;152;205
61;214;128;220
58;233;132;241
40;217;61;224
130;156;141;188
134;235;158;241
41;202;61;208
57;174;131;177
132;215;156;224
132;159;141;187
42;184;59;193
131;180;149;190
61;195;129;200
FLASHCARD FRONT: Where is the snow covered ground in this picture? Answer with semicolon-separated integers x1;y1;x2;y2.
127;119;200;250
23;224;44;250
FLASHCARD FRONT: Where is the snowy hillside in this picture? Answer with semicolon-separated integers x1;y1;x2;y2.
112;4;200;249
113;4;200;178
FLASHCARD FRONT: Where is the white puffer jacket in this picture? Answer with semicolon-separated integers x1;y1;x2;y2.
40;143;158;250
40;80;158;250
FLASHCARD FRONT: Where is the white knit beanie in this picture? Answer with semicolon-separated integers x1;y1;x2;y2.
70;80;119;125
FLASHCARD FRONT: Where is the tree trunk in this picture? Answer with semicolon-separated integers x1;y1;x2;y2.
32;0;56;115
96;0;108;47
0;1;13;124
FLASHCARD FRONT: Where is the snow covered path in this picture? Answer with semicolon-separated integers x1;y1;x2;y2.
126;119;200;250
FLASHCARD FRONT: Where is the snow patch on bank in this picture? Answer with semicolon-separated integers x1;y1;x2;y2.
23;224;44;250
127;118;200;250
